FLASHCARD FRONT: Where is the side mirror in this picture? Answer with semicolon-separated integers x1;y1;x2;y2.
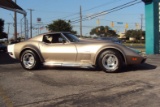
59;38;66;43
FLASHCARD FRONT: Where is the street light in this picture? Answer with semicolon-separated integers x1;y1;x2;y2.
14;0;17;41
20;17;24;39
28;9;34;38
9;14;14;25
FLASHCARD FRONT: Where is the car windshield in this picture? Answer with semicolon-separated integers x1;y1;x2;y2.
63;33;79;42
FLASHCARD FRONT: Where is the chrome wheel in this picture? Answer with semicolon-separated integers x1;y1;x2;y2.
22;53;35;68
102;54;118;70
98;50;122;73
21;50;40;70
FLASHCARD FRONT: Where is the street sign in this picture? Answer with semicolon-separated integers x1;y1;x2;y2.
111;21;114;27
117;22;123;24
37;18;41;22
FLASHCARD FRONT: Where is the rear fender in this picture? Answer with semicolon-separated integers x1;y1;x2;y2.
19;45;44;62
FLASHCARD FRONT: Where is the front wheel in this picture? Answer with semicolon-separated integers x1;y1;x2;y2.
98;50;123;73
20;50;40;70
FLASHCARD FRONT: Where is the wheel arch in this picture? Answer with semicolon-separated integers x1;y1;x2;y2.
95;48;126;66
19;47;44;62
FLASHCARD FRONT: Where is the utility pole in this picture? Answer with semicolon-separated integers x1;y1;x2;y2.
14;0;17;41
80;6;82;37
141;14;143;31
28;9;34;38
20;18;23;39
140;14;143;40
7;23;11;43
26;19;29;38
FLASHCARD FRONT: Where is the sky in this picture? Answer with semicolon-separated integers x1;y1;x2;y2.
0;0;145;38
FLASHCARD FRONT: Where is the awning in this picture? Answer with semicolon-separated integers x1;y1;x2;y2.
0;0;28;40
0;0;26;15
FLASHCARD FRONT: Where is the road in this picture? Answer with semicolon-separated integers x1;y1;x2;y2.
0;52;160;107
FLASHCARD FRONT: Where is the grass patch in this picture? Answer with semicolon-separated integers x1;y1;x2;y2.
123;43;145;47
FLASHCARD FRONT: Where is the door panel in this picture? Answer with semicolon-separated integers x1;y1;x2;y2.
39;42;77;64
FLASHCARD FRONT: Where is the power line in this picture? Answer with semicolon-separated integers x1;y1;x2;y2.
82;0;123;12
71;0;141;24
44;0;125;24
65;0;125;23
89;1;141;20
97;18;142;25
72;0;141;23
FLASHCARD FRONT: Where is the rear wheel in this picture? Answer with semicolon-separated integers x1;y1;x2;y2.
98;50;122;73
20;50;40;70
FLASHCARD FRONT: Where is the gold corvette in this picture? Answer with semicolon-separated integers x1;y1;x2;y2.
8;32;146;73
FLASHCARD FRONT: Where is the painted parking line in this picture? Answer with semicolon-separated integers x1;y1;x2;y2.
0;86;14;107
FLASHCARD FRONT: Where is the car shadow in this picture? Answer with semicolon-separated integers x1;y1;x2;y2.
0;52;20;65
121;63;157;73
39;66;97;72
38;63;157;73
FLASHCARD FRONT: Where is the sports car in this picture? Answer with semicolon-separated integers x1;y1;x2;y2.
7;32;146;73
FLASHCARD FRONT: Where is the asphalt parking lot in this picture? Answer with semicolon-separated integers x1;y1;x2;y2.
0;52;160;107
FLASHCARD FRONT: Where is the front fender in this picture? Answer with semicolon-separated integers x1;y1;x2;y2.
94;45;127;65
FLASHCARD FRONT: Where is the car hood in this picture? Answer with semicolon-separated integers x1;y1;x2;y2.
79;38;112;43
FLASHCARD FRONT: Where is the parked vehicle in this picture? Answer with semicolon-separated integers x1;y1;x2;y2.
7;32;146;73
0;43;7;52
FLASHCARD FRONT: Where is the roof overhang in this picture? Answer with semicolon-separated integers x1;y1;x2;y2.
0;0;26;15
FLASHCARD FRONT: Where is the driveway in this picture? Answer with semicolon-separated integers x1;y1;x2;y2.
0;52;160;107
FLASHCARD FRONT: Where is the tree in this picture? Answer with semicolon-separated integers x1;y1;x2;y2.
0;32;7;39
0;18;7;39
125;30;145;40
90;26;117;37
47;19;77;34
0;18;4;34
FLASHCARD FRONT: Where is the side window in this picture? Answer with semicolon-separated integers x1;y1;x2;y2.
43;35;52;43
51;34;66;43
43;34;66;43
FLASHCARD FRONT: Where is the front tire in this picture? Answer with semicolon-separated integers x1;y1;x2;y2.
20;50;40;70
98;50;123;73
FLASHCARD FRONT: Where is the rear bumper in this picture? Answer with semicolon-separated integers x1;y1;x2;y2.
7;44;16;59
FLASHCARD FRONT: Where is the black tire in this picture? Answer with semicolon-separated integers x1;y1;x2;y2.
98;50;123;73
94;65;102;71
3;48;7;52
20;50;40;70
1;48;6;52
